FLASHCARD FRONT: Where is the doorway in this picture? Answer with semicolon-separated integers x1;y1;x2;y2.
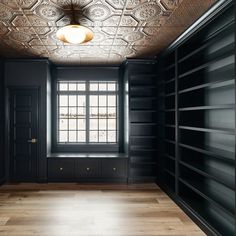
9;88;39;181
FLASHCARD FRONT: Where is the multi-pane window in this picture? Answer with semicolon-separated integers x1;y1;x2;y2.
57;80;118;144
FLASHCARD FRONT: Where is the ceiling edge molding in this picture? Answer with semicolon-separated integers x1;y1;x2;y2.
161;0;233;55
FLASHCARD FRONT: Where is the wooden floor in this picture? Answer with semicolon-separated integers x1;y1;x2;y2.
0;183;205;236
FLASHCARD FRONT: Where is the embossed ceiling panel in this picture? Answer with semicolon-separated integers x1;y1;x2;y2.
0;0;217;65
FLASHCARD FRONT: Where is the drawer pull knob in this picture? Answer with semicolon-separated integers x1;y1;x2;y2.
86;167;90;171
59;167;63;171
113;167;117;171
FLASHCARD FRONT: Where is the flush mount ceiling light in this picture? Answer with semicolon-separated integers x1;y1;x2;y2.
56;1;93;44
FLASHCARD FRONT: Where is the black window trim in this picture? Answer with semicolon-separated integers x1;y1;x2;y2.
51;70;123;153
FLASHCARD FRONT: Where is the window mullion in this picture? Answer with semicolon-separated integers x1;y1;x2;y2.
86;81;90;143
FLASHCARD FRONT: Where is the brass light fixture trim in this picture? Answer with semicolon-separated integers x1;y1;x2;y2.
56;0;93;44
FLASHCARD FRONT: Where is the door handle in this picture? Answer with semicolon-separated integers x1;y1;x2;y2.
28;138;37;143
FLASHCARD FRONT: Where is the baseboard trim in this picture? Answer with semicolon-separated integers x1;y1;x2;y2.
0;177;5;185
156;182;218;236
47;178;128;183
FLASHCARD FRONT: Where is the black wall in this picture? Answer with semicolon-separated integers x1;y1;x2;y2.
3;63;121;182
4;59;51;182
0;59;4;183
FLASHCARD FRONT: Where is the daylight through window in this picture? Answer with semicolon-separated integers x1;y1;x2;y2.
57;80;118;144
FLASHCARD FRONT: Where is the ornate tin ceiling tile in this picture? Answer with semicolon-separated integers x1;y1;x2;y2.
17;0;40;9
83;4;112;21
56;15;71;26
34;3;63;21
9;30;33;43
0;0;217;64
133;2;162;22
113;38;128;46
27;15;49;26
29;38;44;46
0;22;9;35
116;26;135;35
126;0;147;10
0;3;14;21
1;0;19;10
101;27;117;36
11;15;31;27
92;31;106;42
103;15;120;26
160;0;183;10
105;0;125;10
124;31;144;42
120;15;138;26
34;26;51;35
111;46;134;56
76;16;94;27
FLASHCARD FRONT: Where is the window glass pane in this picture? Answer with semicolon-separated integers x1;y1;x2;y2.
108;83;116;91
99;119;106;129
90;119;98;130
90;95;98;106
108;119;116;130
59;131;68;142
78;131;86;142
99;95;106;106
108;107;116;118
69;131;76;142
99;83;107;91
90;131;98;142
77;83;86;91
90;107;98;118
59;95;68;106
108;131;116;142
59;83;68;91
57;80;117;144
69;83;76;91
68;107;76;118
78;119;86;130
99;131;106;142
59;119;68;130
78;107;86;118
78;95;86;106
69;95;76;106
108;95;116;106
90;82;98;91
69;119;76;130
99;107;107;118
59;107;68;118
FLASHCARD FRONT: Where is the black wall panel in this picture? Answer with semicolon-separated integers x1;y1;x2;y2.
4;59;51;182
157;1;235;235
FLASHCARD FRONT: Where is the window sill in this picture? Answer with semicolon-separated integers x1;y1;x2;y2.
47;152;128;159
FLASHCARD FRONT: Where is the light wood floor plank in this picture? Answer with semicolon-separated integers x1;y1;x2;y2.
0;183;205;236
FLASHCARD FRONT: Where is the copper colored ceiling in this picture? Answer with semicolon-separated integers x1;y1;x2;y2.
0;0;216;65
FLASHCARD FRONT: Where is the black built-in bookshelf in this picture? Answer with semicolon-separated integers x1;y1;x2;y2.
157;1;235;235
124;60;158;183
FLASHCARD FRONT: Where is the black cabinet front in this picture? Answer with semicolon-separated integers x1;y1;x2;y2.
76;159;100;178
48;159;75;181
102;159;127;178
48;158;128;182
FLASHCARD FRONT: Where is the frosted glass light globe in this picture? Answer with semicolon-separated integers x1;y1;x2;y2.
56;25;93;44
64;26;86;44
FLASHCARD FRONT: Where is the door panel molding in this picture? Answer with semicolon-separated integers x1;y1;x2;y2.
7;87;39;182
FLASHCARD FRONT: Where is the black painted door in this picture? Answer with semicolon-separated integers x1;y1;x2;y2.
10;89;38;181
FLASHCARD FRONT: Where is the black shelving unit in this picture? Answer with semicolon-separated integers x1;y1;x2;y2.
157;1;235;235
162;51;177;193
0;59;4;184
124;60;158;183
